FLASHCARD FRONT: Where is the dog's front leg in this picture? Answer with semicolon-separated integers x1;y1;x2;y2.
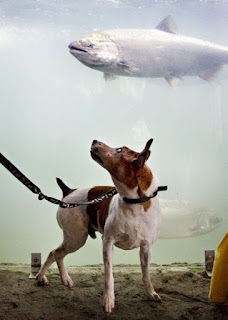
140;245;161;302
103;239;115;313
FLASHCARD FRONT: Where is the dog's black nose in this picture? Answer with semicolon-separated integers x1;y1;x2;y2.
92;140;98;145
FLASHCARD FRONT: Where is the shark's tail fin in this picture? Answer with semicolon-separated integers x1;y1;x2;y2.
56;177;73;197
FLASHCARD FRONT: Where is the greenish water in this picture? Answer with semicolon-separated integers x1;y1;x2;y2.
0;0;227;266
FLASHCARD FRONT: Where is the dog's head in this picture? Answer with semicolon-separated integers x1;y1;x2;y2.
90;139;153;190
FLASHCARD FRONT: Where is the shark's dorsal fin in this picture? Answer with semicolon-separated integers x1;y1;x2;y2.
155;15;177;34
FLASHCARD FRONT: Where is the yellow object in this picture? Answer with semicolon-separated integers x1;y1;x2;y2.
209;232;228;304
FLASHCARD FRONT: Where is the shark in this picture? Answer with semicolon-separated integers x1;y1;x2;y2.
68;16;228;85
159;199;223;238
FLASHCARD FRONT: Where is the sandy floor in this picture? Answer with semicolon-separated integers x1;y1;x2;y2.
0;263;227;320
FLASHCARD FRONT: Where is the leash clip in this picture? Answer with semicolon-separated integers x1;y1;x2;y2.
38;192;45;201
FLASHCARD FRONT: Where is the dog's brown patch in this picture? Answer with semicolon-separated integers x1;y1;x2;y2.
87;186;114;232
136;166;153;211
137;166;153;191
107;147;153;211
104;147;139;189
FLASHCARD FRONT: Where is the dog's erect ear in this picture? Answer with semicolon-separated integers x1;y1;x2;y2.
133;139;153;169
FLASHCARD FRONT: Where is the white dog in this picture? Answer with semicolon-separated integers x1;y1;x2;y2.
37;139;163;313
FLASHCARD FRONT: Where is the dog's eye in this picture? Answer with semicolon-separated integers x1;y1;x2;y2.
116;148;122;153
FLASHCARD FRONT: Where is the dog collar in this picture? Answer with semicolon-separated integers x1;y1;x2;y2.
122;186;168;204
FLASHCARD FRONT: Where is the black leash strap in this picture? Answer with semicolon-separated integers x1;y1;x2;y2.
0;153;117;209
0;152;167;208
0;153;41;194
38;188;118;209
123;186;168;204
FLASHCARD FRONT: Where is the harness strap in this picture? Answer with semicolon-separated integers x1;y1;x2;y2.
122;186;168;204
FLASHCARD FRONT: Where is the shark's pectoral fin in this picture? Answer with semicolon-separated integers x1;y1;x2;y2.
165;77;178;87
117;61;139;74
156;15;177;34
104;73;118;81
198;65;222;81
165;74;181;87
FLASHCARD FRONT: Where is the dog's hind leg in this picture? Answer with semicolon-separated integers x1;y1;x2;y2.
53;243;73;288
37;214;89;287
37;249;56;286
37;231;88;287
140;245;161;302
55;231;88;288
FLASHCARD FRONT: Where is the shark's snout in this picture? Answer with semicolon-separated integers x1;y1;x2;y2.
68;42;87;54
69;33;119;67
68;43;73;50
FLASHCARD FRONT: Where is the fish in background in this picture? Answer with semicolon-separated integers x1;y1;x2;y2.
159;199;223;238
68;16;228;86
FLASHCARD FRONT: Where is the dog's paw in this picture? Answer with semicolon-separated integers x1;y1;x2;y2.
103;294;115;314
37;275;49;286
62;275;74;288
148;291;162;302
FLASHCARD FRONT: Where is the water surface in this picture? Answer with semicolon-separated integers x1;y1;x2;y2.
0;0;227;265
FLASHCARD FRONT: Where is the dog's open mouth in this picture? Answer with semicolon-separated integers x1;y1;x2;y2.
90;151;104;165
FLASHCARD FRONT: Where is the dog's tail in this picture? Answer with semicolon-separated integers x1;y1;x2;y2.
56;177;74;197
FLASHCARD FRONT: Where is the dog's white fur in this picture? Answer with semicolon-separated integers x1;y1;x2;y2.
37;140;162;313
